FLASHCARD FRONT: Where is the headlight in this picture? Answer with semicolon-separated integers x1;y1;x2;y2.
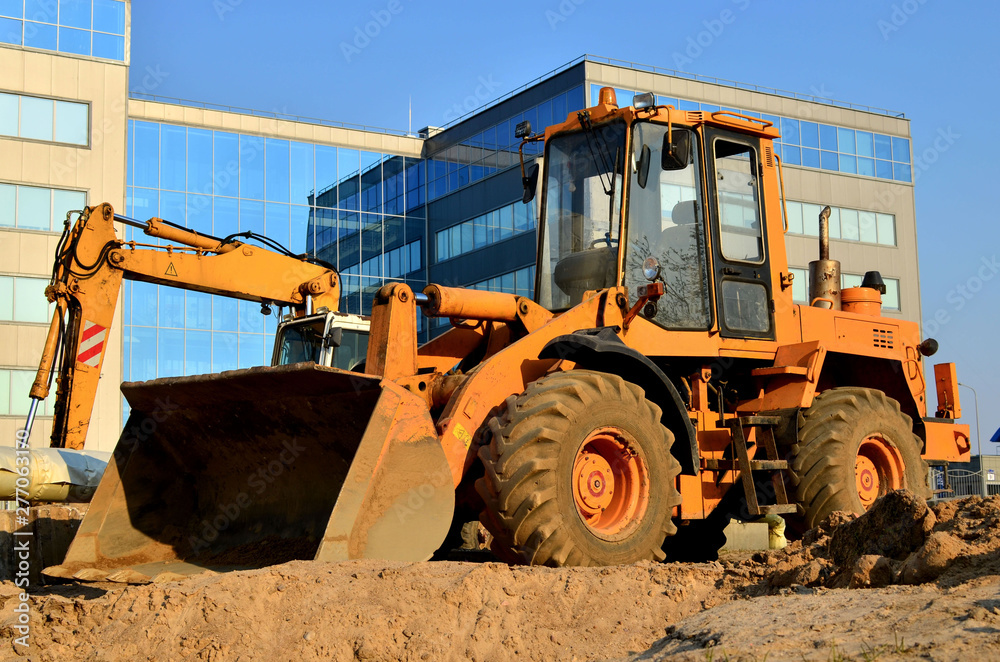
642;257;660;281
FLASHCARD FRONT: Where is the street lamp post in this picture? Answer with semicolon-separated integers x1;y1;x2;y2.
958;383;981;458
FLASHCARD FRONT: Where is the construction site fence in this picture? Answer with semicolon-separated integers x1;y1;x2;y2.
930;467;1000;501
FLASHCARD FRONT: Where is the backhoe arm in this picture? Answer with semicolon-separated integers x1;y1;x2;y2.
27;202;341;450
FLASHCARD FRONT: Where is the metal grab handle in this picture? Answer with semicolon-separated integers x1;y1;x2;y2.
810;296;835;309
711;111;774;129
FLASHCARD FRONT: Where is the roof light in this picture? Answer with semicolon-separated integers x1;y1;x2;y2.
514;120;532;138
598;87;617;107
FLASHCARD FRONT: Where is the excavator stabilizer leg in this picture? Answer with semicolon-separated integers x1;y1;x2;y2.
43;363;454;583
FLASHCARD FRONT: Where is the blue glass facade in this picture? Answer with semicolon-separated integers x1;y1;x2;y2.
426;85;585;202
123;119;426;386
590;84;913;183
308;153;426;318
0;0;126;61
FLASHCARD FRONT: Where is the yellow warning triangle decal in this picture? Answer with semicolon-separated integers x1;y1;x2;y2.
165;262;178;277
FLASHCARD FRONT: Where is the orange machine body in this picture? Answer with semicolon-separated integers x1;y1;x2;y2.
360;91;969;524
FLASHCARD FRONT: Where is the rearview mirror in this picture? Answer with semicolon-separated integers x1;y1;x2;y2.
324;326;343;349
522;162;539;204
636;144;651;189
661;130;692;171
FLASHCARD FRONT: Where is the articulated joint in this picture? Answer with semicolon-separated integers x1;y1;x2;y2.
301;272;338;296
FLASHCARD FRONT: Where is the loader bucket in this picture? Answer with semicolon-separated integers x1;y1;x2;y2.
43;363;455;583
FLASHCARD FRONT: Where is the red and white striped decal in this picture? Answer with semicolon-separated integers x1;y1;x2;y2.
77;321;107;368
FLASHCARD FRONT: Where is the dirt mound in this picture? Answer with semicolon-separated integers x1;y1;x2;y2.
627;577;1000;661
756;492;1000;591
1;560;727;661
4;493;1000;661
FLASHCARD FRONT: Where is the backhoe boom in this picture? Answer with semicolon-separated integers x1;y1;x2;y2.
27;202;341;450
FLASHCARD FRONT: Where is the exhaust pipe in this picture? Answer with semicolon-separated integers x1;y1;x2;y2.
808;205;841;309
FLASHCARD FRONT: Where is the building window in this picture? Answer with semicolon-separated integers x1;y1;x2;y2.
0;92;89;146
426;85;586;202
468;265;535;297
841;273;901;311
435;201;535;262
784;201;896;247
0;368;54;417
0;0;127;61
787;267;900;311
788;266;809;304
0;182;86;231
594;84;913;184
380;239;422;278
0;275;53;323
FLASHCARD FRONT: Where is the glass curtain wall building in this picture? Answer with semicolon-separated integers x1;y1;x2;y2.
122;120;426;386
0;0;127;61
1;1;128;449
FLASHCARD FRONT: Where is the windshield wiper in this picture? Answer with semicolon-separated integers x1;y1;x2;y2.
607;147;620;238
576;111;616;196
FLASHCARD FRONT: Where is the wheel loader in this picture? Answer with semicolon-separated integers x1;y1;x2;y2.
44;87;970;582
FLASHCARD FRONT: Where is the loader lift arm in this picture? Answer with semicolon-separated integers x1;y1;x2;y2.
26;202;341;450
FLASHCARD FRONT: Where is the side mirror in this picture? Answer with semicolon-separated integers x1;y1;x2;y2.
324;326;343;349
522;162;539;204
661;130;692;171
636;144;651;189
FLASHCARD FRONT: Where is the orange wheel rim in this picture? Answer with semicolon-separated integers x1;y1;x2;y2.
572;427;649;538
855;434;905;508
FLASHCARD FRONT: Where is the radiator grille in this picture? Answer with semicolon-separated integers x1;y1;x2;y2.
873;328;894;349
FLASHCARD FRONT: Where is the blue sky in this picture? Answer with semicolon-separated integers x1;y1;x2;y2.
129;0;999;451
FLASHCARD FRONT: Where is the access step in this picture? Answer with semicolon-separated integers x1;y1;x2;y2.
704;458;789;472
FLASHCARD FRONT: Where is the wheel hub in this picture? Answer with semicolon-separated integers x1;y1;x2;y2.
572;428;649;538
855;434;905;508
576;455;613;514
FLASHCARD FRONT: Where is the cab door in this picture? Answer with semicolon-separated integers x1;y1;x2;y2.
704;130;776;340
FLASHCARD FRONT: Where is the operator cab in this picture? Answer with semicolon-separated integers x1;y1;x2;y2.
534;88;776;341
272;309;370;370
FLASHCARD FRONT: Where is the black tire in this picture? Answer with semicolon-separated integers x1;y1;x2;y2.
789;387;930;529
475;370;681;567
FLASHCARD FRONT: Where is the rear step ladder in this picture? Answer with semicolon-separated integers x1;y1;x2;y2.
709;416;798;517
